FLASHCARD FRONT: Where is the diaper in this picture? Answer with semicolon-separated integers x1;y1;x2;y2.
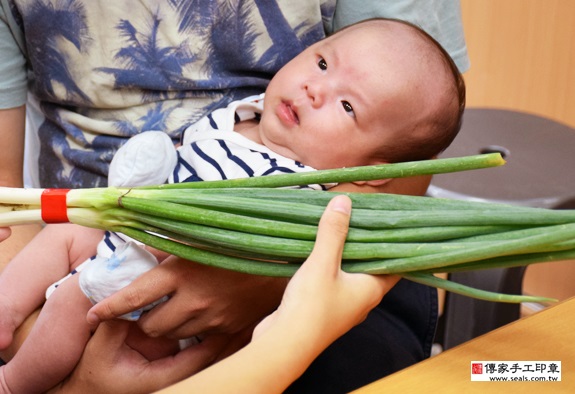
78;241;167;320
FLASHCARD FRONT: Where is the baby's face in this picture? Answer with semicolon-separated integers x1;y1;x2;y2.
258;20;435;170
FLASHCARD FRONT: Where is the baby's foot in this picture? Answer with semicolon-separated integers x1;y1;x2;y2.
0;294;18;350
108;131;178;187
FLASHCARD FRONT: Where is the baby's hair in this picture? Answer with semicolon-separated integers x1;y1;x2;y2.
392;18;466;162
338;18;466;163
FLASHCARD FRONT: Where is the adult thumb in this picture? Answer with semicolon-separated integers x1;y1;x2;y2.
307;195;352;272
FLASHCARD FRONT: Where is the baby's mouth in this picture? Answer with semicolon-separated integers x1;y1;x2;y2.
288;104;299;124
279;101;299;125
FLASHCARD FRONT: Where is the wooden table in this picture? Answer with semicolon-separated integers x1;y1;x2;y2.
353;297;575;393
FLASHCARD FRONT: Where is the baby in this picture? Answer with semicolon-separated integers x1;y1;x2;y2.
0;18;464;393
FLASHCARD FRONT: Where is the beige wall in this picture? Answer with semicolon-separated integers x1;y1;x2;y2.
461;0;575;128
460;0;575;302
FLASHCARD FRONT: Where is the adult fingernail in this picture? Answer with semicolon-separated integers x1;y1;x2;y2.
330;195;352;215
86;311;99;325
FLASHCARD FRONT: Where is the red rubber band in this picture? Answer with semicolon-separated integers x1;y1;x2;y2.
41;189;70;223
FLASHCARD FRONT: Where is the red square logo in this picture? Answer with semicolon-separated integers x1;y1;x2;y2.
472;363;483;374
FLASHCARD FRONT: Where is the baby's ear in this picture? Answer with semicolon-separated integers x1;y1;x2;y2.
351;178;391;187
350;159;391;187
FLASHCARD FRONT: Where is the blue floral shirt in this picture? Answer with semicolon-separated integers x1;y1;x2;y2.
0;0;468;188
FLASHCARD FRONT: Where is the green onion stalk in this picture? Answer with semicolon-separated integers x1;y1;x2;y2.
0;153;571;304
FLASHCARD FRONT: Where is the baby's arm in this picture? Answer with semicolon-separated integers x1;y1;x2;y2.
0;224;103;351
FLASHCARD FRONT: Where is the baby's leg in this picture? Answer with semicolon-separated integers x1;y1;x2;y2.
0;224;102;350
0;273;94;393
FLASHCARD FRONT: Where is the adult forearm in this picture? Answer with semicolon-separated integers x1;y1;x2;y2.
159;323;318;394
0;105;26;187
0;105;41;267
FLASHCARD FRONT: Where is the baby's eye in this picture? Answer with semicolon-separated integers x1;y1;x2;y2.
341;101;355;118
317;57;327;70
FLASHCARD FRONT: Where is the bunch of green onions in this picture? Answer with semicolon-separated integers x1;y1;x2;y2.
1;153;573;304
